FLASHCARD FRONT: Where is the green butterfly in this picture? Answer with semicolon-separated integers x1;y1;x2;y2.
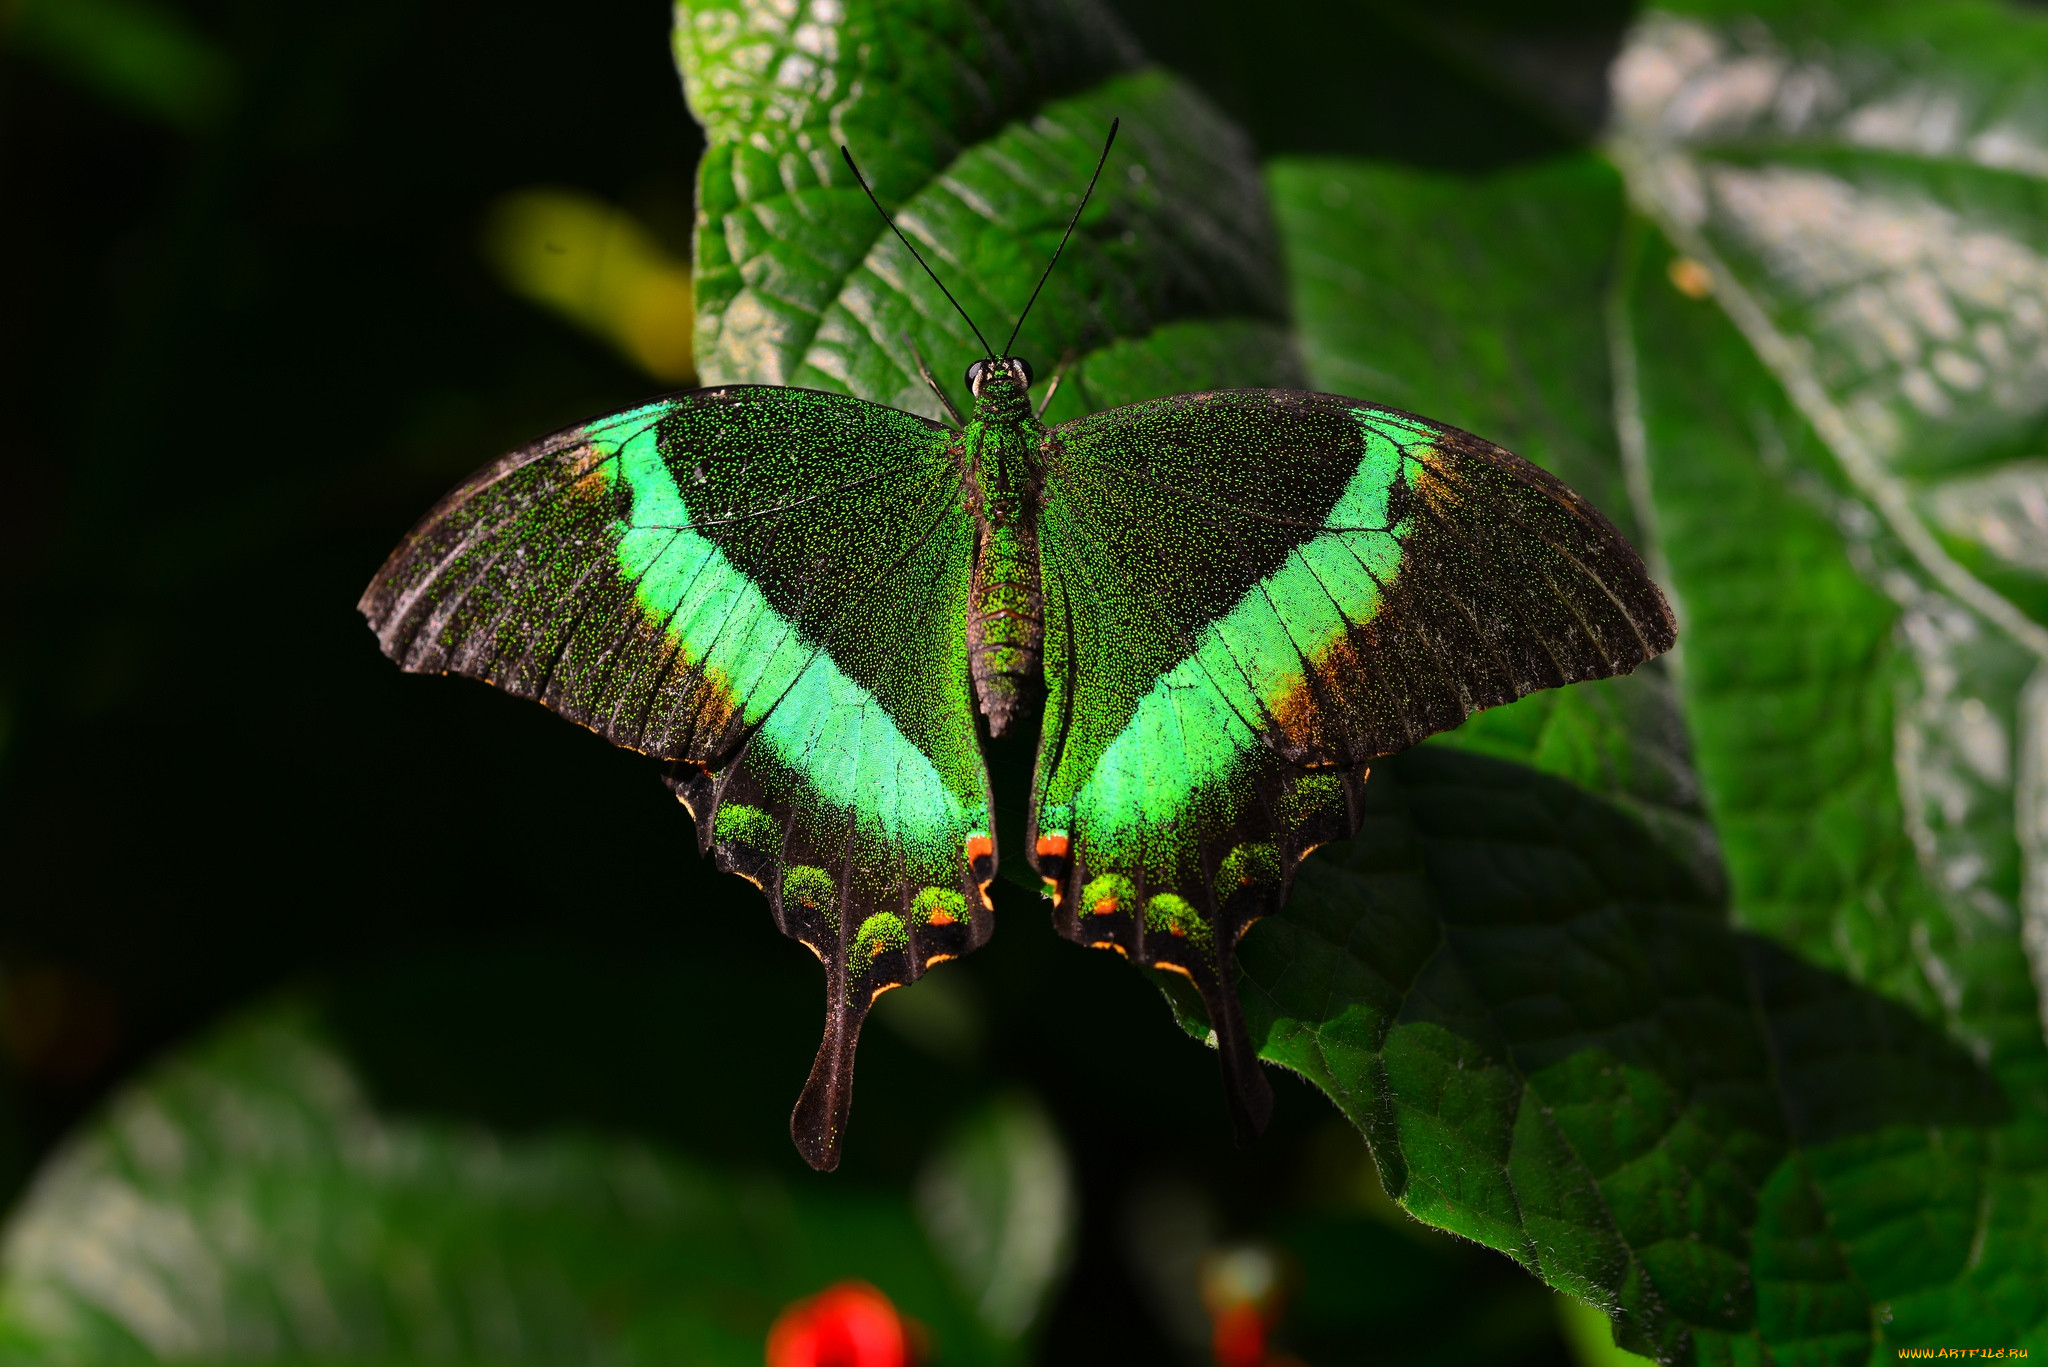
361;129;1674;1171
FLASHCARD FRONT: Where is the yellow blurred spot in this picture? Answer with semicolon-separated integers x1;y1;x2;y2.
1558;1293;1658;1367
1666;256;1715;299
483;189;695;383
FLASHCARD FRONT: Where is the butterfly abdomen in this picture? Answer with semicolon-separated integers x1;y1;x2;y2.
968;515;1044;737
961;383;1047;739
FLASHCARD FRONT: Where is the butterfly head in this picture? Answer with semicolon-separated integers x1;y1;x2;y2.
841;119;1118;422
966;356;1033;398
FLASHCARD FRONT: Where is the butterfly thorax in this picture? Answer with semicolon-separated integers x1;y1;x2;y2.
960;366;1047;738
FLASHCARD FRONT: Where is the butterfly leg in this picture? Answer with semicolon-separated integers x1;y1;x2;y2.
1033;348;1078;421
903;333;965;428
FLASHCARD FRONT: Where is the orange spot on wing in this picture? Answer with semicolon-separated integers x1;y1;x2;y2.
966;834;995;862
924;953;956;968
926;910;957;927
1092;896;1119;916
1035;833;1070;861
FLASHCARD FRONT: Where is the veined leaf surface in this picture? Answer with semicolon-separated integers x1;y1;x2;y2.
674;0;1307;415
1231;5;2048;1361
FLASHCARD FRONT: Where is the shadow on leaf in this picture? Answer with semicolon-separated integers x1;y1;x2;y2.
1160;747;2010;1364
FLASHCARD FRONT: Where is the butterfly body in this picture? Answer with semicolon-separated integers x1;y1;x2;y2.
960;363;1048;739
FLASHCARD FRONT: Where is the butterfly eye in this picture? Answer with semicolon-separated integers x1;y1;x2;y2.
1012;357;1034;387
965;359;990;394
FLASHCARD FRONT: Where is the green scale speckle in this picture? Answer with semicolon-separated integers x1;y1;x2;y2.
853;912;910;964
713;802;781;856
1080;873;1136;918
1143;893;1211;949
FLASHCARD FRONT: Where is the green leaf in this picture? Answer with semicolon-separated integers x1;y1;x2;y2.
1228;748;2022;1364
1243;5;2048;1361
1610;3;2048;1034
672;0;1306;418
1276;155;1634;536
914;1094;1076;1341
1270;153;1724;896
1561;1293;1660;1367
0;1008;1017;1366
1606;7;2048;1350
4;0;234;131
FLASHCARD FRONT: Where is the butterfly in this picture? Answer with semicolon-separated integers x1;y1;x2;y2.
360;124;1675;1171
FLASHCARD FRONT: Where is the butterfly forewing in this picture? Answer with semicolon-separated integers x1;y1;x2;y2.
360;386;993;1171
1028;390;1675;1136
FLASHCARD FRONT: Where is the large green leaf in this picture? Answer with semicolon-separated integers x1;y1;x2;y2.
1609;0;2048;1036
1272;153;1723;895
1222;748;2033;1364
672;0;1307;417
1225;5;2048;1362
1609;2;2048;1349
0;1009;1027;1367
662;0;2048;1358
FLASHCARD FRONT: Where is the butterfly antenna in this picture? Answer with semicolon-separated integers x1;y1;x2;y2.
841;144;997;358
1002;118;1119;360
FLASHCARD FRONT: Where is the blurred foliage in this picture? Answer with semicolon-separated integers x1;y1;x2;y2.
5;0;2047;1363
914;1095;1075;1343
3;0;231;129
482;189;696;383
0;1008;1017;1365
1561;1296;1658;1367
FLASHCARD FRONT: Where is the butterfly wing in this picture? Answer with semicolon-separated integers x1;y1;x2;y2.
1029;389;1675;1138
360;386;990;1170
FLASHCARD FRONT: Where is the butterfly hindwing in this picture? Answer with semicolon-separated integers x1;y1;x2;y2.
1027;390;1675;1136
360;386;994;1170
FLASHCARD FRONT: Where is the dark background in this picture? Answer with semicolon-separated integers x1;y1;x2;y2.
0;0;1632;1358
